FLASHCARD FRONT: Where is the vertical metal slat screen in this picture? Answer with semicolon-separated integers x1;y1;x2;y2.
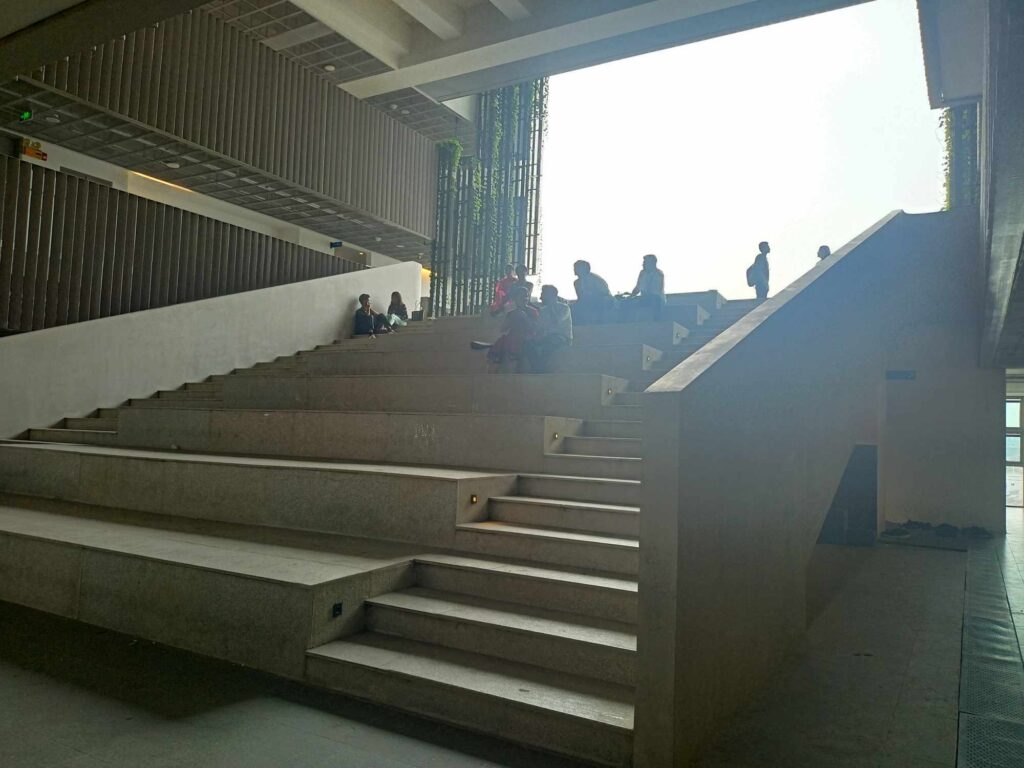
0;158;362;334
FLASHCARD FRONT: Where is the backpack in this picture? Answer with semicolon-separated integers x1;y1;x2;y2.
746;263;757;287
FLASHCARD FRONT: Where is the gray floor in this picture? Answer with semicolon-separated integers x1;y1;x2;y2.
3;517;1023;768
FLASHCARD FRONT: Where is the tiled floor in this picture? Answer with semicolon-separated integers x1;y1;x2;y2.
4;522;1024;768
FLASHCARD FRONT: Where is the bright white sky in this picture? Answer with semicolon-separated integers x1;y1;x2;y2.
537;0;945;300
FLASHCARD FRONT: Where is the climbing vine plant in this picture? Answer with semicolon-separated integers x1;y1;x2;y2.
430;78;548;316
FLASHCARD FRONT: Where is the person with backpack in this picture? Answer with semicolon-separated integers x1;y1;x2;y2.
747;241;771;299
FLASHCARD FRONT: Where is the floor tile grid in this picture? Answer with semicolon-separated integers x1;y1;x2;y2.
956;527;1024;768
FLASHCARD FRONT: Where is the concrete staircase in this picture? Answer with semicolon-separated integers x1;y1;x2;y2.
3;293;761;766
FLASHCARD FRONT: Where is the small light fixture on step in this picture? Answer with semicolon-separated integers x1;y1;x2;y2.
470;494;478;504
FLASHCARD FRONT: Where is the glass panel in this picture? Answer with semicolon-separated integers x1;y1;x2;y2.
1008;466;1023;507
1008;400;1021;429
1007;436;1021;463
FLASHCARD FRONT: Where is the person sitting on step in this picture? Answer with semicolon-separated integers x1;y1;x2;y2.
572;260;614;325
471;286;538;372
352;293;394;337
525;285;573;373
488;264;518;316
621;253;666;321
386;291;409;327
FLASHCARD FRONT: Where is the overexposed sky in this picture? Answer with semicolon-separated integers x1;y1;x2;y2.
538;0;945;300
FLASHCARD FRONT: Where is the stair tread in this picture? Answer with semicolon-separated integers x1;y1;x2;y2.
457;521;638;548
490;496;639;514
414;553;637;592
563;436;640;443
307;633;635;729
369;587;636;649
546;453;642;462
518;473;640;487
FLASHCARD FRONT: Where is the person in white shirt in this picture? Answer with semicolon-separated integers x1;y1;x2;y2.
624;253;666;320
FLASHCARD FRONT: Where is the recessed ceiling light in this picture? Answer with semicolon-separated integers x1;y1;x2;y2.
418;252;424;256
163;160;181;169
323;64;336;72
44;114;61;124
401;109;409;115
374;236;382;242
396;244;405;248
390;104;398;110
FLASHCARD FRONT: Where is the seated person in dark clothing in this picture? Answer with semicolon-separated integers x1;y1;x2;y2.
353;293;393;336
525;285;573;373
621;253;666;321
572;260;614;325
474;287;538;372
387;291;409;327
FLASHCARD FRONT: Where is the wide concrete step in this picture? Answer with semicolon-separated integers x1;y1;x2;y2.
300;343;662;380
490;496;639;537
561;436;640;459
366;587;636;686
184;381;222;392
455;521;639;575
107;406;579;475
614;392;643;407
305;634;634;767
28;428;117;446
574;321;688;349
218;373;628;420
64;416;117;431
517;473;640;507
0;501;405;679
582;420;642;439
413;554;638;623
543;453;642;481
156;389;223;401
0;442;516;547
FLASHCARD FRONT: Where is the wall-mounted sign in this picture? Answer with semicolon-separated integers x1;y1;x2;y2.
18;109;32;123
330;241;344;249
20;138;47;162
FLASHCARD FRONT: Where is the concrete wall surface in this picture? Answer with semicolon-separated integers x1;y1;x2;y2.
633;210;1000;766
0;262;421;437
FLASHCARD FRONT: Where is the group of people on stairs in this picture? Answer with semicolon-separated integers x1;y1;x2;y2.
352;291;409;337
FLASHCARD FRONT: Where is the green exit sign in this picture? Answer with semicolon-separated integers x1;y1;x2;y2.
18;109;32;123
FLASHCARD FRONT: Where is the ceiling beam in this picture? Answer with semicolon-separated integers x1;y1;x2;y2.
0;0;207;83
488;0;531;22
392;0;464;41
263;20;332;51
343;0;758;99
290;0;412;69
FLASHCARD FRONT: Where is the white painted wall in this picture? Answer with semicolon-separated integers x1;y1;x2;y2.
0;262;421;437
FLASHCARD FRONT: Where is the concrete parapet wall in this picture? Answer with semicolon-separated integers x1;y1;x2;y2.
634;211;1003;766
0;262;422;438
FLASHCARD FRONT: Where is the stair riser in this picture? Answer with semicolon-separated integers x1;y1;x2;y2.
614;393;642;407
543;455;641;481
582;422;642;439
157;391;223;401
454;529;638;576
517;477;640;506
366;606;636;687
490;501;638;537
304;655;633;767
28;429;118;446
413;563;637;624
561;438;641;459
64;418;117;430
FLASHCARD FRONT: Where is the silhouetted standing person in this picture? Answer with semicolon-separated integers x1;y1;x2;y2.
747;241;771;299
